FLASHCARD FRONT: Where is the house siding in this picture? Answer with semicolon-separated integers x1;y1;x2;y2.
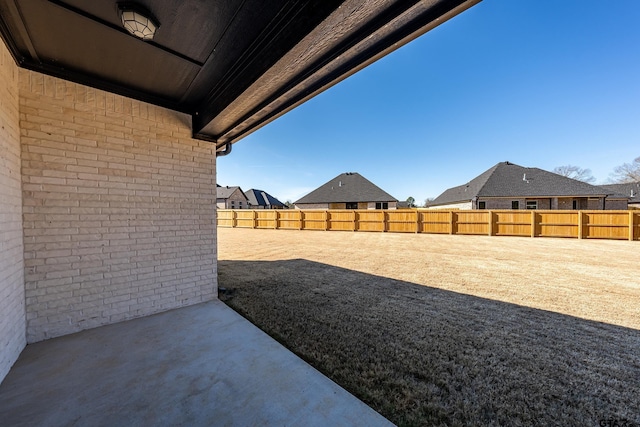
427;201;472;210
296;203;329;210
223;189;248;209
0;40;26;383
19;70;217;343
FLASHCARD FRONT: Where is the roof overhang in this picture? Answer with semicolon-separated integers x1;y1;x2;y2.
0;0;481;151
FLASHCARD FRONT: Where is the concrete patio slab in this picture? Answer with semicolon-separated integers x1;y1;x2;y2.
0;300;393;426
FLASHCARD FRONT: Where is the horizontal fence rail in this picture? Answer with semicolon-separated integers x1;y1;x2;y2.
217;209;640;241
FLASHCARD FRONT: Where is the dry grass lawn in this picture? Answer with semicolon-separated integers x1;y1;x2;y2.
217;228;640;426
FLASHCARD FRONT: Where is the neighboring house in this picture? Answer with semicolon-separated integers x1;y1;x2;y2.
294;172;398;209
217;185;249;209
600;182;640;208
244;189;286;209
427;162;629;210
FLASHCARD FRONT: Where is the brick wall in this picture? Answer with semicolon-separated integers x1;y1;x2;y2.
483;198;524;210
0;41;26;382
20;70;217;343
605;199;628;210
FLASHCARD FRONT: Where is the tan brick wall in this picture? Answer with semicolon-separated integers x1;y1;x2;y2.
218;188;248;209
0;41;26;381
20;70;217;342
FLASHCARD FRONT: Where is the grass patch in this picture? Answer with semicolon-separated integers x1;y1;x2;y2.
218;229;640;426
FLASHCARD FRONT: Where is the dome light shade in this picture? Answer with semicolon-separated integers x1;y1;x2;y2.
118;3;159;41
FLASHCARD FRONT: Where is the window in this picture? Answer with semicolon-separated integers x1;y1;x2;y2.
511;201;519;210
526;200;537;210
375;202;388;209
478;201;486;209
572;200;578;210
346;202;358;209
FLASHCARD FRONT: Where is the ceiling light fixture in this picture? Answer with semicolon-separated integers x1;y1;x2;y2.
118;3;159;41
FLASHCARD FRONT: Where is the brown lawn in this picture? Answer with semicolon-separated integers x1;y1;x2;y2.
217;228;640;427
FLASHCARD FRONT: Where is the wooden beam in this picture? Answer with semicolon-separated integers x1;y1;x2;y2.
488;211;494;236
577;211;583;239
449;211;455;235
531;210;536;238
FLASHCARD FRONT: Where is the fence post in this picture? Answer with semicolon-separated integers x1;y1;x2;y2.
274;210;278;229
299;210;303;230
449;211;455;235
382;210;387;232
415;210;420;233
353;210;357;232
630;211;635;241
251;210;256;229
530;210;536;238
232;210;237;228
577;211;583;239
488;211;494;236
324;210;329;231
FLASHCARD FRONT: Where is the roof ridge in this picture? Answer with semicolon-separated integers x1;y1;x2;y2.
295;172;397;204
474;162;506;197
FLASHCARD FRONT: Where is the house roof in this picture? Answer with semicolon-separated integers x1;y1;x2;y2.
600;182;640;203
245;189;285;207
217;186;245;200
0;0;480;148
295;172;397;204
431;162;622;206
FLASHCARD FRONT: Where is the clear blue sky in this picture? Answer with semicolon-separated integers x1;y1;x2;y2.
217;0;640;206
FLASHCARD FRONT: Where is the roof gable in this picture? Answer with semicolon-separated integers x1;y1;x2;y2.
245;189;285;207
217;186;246;200
295;172;397;204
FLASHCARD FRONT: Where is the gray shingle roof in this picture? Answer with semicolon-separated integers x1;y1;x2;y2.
294;173;397;204
216;186;244;199
600;182;640;202
431;162;618;206
244;189;285;207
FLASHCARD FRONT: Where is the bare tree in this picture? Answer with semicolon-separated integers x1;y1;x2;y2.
553;165;595;183
609;156;640;183
424;197;435;206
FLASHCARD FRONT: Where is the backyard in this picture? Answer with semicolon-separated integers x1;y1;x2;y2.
217;228;640;426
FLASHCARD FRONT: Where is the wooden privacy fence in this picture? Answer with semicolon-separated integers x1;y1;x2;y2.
217;209;640;241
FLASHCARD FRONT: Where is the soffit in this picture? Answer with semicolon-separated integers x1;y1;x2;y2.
0;0;481;150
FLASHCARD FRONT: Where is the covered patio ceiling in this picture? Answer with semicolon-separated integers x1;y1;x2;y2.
0;0;480;151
